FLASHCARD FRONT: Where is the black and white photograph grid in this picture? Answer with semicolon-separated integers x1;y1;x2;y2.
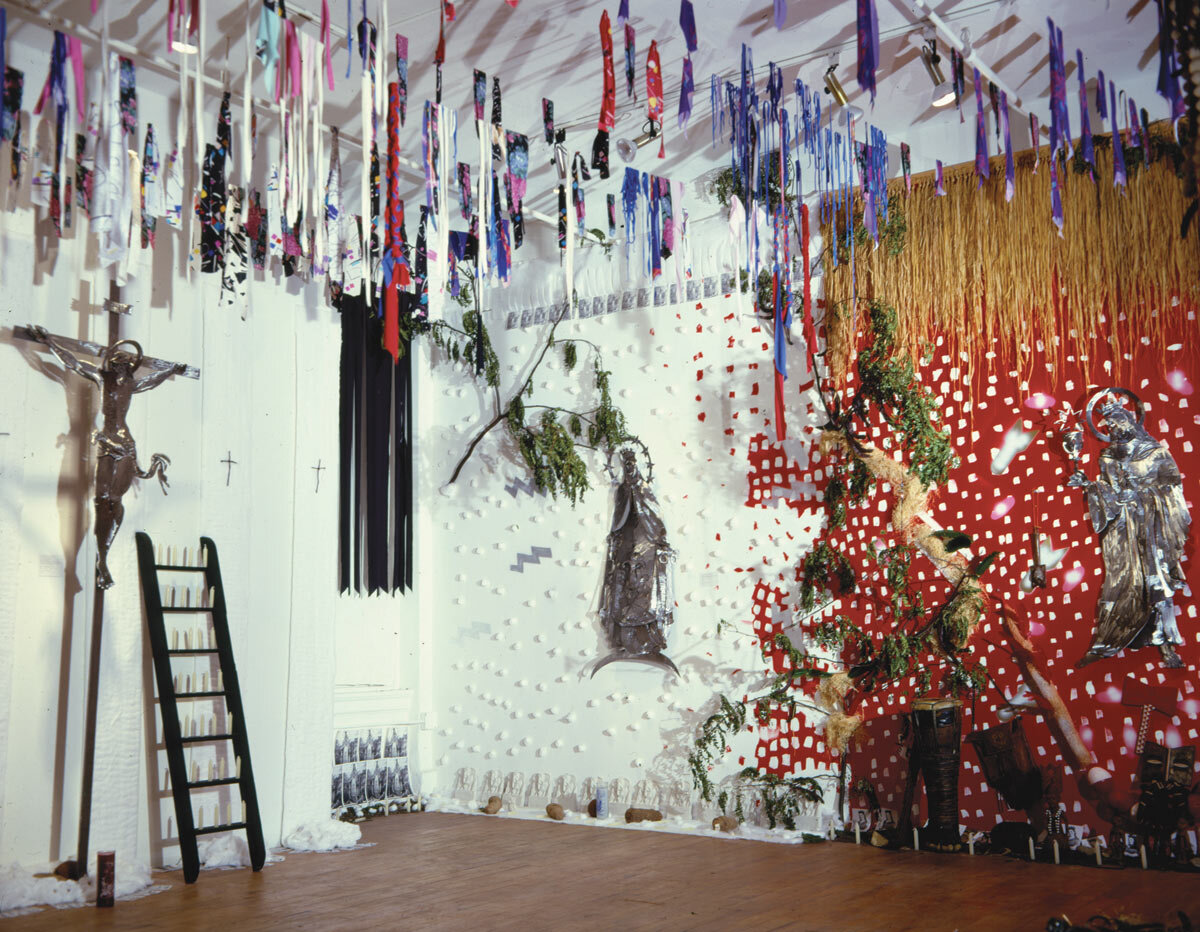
331;726;413;816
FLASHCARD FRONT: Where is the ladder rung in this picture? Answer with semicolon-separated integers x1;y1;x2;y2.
188;777;240;789
180;733;235;744
174;691;225;699
168;649;219;655
161;607;215;614
193;822;247;836
156;564;208;572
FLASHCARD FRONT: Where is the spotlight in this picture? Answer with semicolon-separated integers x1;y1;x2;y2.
616;120;661;163
921;38;955;108
823;64;849;108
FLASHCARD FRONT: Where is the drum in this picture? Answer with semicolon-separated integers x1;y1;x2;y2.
910;698;963;848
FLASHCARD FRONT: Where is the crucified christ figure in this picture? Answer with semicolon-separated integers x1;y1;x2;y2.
28;326;186;589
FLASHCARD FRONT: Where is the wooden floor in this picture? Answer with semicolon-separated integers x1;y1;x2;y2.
6;812;1200;931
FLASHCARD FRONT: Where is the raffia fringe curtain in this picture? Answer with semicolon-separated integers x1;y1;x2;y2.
822;126;1200;384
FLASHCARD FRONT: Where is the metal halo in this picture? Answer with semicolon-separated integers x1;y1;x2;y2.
1084;387;1144;442
604;438;653;484
100;338;144;373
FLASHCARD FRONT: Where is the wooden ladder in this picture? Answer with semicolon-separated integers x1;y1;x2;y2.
135;532;266;883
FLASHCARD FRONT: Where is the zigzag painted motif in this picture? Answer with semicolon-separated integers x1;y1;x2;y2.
504;476;546;498
509;545;553;573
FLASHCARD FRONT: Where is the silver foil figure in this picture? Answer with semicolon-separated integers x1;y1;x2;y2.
593;447;678;677
1066;389;1191;669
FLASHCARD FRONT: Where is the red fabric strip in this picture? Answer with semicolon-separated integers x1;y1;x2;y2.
598;10;615;131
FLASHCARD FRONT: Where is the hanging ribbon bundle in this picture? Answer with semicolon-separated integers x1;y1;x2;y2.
973;68;989;188
856;0;879;106
622;165;638;268
646;40;664;158
542;98;554;146
594;10;615;178
900;141;912;194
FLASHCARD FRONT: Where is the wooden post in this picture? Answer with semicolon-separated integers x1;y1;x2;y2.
72;279;123;878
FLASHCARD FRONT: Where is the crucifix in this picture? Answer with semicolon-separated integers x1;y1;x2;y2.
14;291;199;880
312;458;325;492
222;450;238;486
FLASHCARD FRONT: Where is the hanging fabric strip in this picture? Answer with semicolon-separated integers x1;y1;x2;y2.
973;68;989;188
999;92;1014;201
1050;147;1063;233
383;81;402;363
624;23;636;100
220;187;250;317
3;68;21;188
542;97;554;145
571;151;588;237
621;165;638;270
473;69;486;122
1030;113;1040;173
1046;18;1071;158
935;159;945;196
711;73;720;147
800;201;815;373
900;141;911;194
256;1;281;93
856;0;879;105
1076;50;1093;177
646;40;664;158
680;0;698;52
1126;96;1142;153
75;103;98;214
1155;0;1185;124
33;31;69;236
458;161;472;219
506;130;528;245
321;0;335;89
141;123;161;247
646;172;660;278
598;11;616;130
607;192;616;240
397;35;408;125
774;0;786;29
678;56;694;129
198;92;231;273
617;0;629;24
325;128;343;287
490;76;502;159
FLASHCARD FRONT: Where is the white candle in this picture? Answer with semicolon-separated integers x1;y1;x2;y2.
913;827;920;851
1140;845;1148;870
1028;836;1036;860
968;836;975;855
1095;842;1103;866
1053;840;1060;864
855;824;861;845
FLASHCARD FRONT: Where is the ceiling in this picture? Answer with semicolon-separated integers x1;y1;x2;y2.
10;0;1169;232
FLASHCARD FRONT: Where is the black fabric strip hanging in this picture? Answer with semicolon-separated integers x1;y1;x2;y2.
337;290;416;595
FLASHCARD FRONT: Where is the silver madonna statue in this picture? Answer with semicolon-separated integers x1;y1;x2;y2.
1065;388;1191;669
593;444;678;676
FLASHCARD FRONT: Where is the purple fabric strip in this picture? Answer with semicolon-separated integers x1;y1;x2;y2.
1001;90;1014;201
1076;50;1093;174
678;56;694;129
1110;80;1126;189
1050;149;1063;232
974;68;989;187
1030;113;1040;173
1155;0;1186;124
1096;68;1106;124
935;159;945;196
679;1;698;53
774;0;785;29
856;0;879;105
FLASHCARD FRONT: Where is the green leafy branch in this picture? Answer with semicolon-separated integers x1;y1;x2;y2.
438;295;634;504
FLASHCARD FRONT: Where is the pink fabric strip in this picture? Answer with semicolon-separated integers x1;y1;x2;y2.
69;36;86;121
322;0;334;90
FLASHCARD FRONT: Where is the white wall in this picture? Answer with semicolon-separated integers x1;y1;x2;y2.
0;23;401;869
